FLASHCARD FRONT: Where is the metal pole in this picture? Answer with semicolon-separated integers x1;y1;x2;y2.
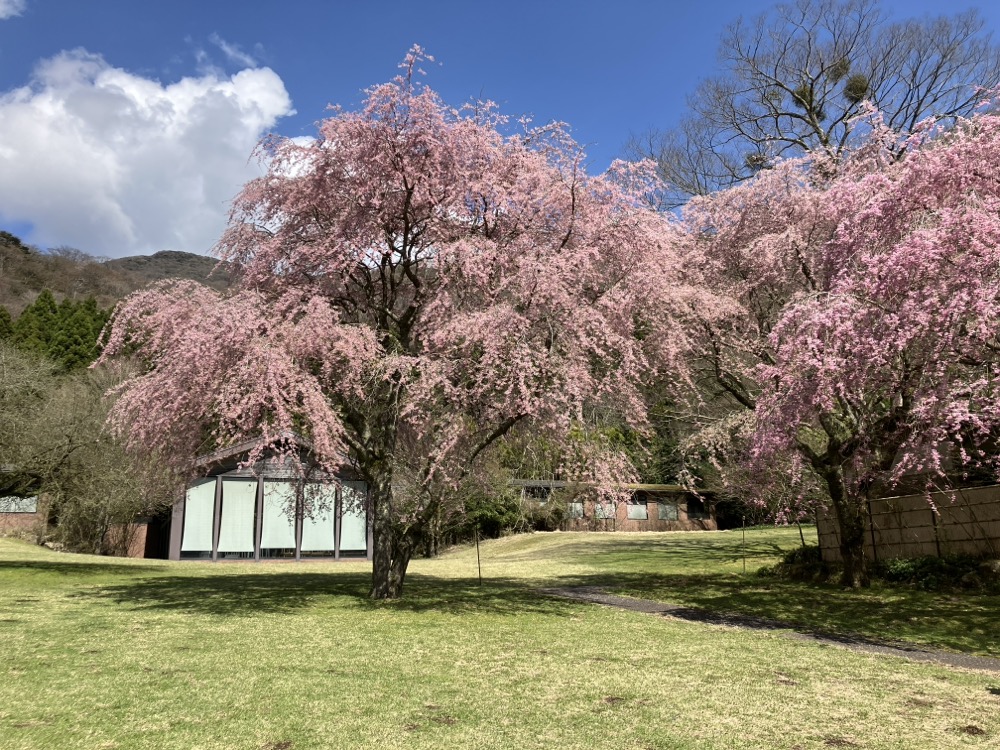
866;499;878;564
475;527;483;585
742;515;746;575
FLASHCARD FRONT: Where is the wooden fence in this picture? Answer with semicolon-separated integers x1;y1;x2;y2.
817;485;1000;562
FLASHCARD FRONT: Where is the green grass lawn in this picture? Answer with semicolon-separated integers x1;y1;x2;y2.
2;528;999;750
446;529;1000;657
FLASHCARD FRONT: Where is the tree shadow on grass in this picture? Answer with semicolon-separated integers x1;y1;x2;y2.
0;560;169;576
387;574;584;617
540;570;1000;657
82;571;584;619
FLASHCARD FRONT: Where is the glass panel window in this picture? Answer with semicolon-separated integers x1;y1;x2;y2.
595;502;614;519
658;501;679;521
339;481;368;554
627;501;648;520
218;479;257;557
181;479;216;555
567;501;584;519
301;483;336;553
261;481;297;557
0;496;37;513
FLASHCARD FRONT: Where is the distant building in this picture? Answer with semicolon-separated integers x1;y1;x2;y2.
511;479;716;532
0;494;46;539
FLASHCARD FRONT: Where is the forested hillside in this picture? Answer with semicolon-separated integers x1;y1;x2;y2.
0;231;231;316
0;231;233;374
0;231;208;551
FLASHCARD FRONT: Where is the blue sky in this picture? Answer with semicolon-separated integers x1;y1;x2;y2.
0;0;997;257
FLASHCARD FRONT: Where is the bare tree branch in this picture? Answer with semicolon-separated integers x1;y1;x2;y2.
628;0;1000;206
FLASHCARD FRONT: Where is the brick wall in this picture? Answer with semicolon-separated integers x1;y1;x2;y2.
103;522;149;557
561;494;717;532
0;495;48;540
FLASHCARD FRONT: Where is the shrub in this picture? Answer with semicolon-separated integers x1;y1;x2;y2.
761;544;1000;592
463;491;524;539
874;554;1000;592
759;544;832;582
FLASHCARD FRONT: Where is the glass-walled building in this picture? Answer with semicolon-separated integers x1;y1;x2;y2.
168;440;371;562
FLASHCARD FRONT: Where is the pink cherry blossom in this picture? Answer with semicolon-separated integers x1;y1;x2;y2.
668;102;1000;586
100;49;675;598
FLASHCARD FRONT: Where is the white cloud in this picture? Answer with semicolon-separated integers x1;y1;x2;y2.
0;48;294;257
209;33;257;68
0;0;25;20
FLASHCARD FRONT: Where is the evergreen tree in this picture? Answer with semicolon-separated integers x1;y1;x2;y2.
50;298;107;370
0;307;13;341
12;290;59;357
11;291;109;371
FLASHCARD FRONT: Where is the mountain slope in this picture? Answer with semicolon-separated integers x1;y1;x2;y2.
0;236;232;315
104;250;230;289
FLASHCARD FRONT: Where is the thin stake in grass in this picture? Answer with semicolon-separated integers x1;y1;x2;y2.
742;516;747;575
475;526;483;585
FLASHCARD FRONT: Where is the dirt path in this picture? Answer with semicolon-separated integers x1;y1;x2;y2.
541;585;1000;674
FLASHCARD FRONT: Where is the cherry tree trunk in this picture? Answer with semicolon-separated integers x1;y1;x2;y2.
368;468;415;600
823;467;870;588
835;504;870;588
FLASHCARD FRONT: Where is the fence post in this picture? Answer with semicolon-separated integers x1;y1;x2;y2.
866;499;878;564
930;507;942;558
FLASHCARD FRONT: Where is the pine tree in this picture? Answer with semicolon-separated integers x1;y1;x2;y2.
0;307;13;341
10;292;108;370
51;298;107;370
12;290;59;357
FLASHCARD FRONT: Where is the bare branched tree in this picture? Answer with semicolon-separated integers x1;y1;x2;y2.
629;0;1000;205
0;344;177;553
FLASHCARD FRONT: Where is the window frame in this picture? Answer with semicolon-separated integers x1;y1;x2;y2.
658;501;679;521
626;501;648;521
